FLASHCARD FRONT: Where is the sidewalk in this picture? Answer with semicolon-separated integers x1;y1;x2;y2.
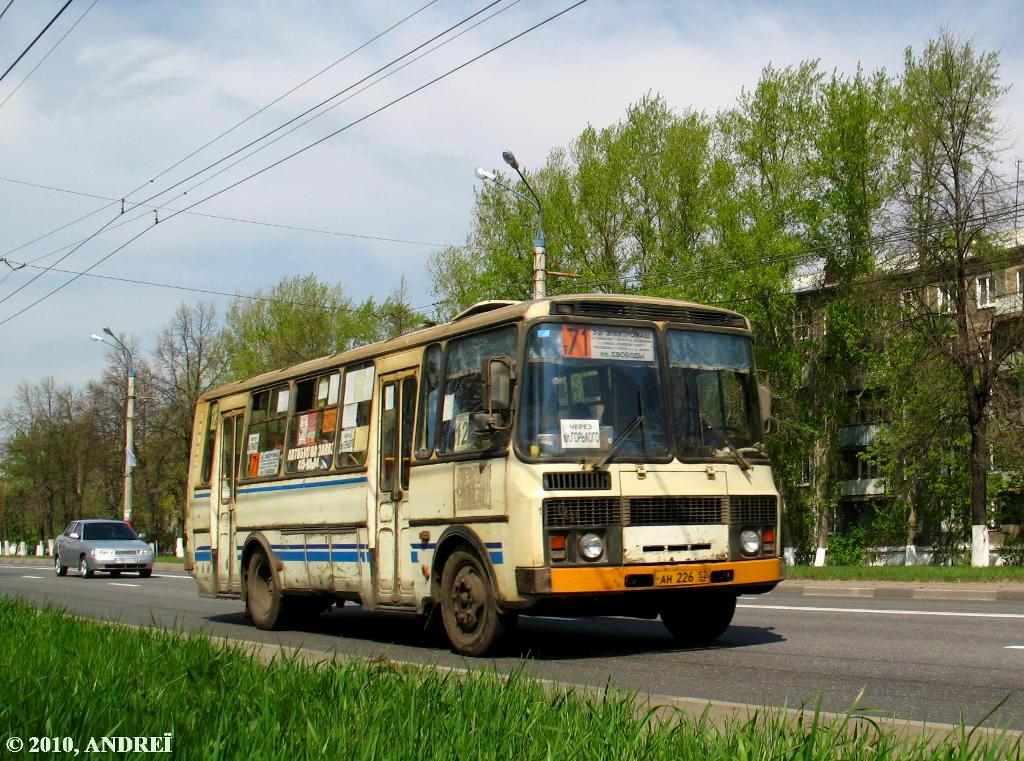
0;556;186;573
5;555;1024;602
775;578;1024;602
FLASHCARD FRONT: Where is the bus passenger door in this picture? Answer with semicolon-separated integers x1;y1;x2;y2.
375;370;417;603
215;412;243;594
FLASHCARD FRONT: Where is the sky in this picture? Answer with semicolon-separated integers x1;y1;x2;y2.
0;0;1022;409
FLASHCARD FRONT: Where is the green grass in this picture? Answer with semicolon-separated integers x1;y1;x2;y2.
785;565;1024;583
1;598;1020;760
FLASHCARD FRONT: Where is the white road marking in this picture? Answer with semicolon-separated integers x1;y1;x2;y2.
738;603;1024;620
108;582;141;588
1006;645;1024;650
153;574;192;580
21;575;44;579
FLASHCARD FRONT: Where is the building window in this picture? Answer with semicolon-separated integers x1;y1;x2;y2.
842;449;879;481
935;285;953;314
976;274;996;308
792;307;811;341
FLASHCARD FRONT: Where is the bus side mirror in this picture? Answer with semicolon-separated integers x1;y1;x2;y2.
486;357;513;411
758;384;771;426
473;357;515;433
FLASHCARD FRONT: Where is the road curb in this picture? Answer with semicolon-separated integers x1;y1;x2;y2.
776;583;1024;602
0;556;185;573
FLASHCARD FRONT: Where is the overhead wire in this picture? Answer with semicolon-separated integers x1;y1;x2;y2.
0;1;589;328
0;0;519;274
120;0;509;214
0;0;73;84
0;0;511;301
0;1;437;270
0;0;14;23
0;175;451;248
142;0;440;191
0;0;97;109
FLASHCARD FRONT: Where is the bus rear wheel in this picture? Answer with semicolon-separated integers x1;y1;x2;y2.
246;552;285;630
660;592;736;645
440;549;510;656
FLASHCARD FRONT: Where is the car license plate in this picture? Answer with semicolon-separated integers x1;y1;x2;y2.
654;568;710;587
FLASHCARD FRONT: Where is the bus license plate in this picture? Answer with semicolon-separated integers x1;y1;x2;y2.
655;569;710;587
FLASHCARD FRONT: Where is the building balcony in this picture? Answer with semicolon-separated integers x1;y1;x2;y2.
839;478;886;498
838;423;880;448
993;293;1023;317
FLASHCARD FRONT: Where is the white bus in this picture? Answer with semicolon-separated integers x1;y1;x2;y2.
185;295;783;655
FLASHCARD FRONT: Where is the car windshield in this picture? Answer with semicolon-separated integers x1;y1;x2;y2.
82;522;138;541
666;329;761;457
518;323;669;460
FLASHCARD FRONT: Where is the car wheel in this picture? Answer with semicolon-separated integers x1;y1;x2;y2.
109;570;121;578
246;552;285;630
138;569;152;578
78;556;94;579
439;548;511;656
660;592;736;645
54;553;67;577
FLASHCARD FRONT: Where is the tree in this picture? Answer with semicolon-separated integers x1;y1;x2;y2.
147;301;229;541
221;274;380;379
898;31;1022;566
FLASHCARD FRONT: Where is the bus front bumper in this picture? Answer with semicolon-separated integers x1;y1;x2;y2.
515;557;784;596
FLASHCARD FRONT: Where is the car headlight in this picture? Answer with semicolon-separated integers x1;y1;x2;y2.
140;547;153;557
740;529;761;555
578;532;604;561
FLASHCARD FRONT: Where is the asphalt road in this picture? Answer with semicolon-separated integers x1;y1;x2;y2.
2;561;1023;730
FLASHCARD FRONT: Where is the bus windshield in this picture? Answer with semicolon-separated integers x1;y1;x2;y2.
518;323;669;460
666;329;760;458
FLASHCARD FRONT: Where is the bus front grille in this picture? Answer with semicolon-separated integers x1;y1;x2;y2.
543;496;726;527
543;471;612;491
626;497;724;525
544;498;623;527
730;496;777;524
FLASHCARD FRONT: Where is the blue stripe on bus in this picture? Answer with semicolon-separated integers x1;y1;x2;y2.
237;476;367;495
411;542;503;565
270;543;371;564
193;490;211;499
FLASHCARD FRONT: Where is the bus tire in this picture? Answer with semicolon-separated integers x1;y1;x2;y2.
440;549;509;656
660;592;736;645
246;551;285;630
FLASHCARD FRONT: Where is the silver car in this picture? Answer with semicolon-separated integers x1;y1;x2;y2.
54;519;154;578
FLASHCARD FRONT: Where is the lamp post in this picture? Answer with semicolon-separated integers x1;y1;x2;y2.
91;327;135;526
475;148;547;299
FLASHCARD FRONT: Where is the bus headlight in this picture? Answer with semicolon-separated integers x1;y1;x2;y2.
740;529;761;555
578;533;604;561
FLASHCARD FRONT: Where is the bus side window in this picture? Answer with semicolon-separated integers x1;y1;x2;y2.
437;326;516;455
285;371;340;474
416;344;442;458
244;385;289;479
199;402;218;485
336;363;374;468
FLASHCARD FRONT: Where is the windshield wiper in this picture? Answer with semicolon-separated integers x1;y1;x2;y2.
700;413;751;471
587;414;643;471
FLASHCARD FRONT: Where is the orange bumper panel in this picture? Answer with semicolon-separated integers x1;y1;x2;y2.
517;558;784;596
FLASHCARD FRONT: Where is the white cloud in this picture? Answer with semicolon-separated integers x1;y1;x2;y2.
0;0;1022;405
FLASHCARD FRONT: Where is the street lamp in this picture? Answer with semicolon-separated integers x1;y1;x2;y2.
91;327;136;526
475;148;547;299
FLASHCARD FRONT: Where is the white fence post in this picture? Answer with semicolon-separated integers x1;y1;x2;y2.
34;542;43;557
175;537;184;558
47;539;54;556
17;541;26;556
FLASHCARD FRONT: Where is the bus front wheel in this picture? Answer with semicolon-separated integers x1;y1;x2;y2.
439;549;510;656
246;552;285;630
660;592;736;645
